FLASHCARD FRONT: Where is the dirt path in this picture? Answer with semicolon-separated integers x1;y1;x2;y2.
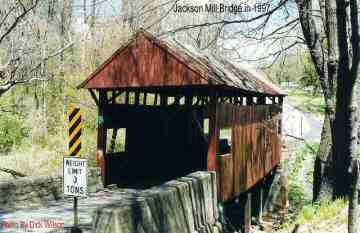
282;99;322;142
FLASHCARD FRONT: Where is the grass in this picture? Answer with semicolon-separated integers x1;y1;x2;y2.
286;89;325;116
295;199;347;226
279;140;358;233
0;146;62;180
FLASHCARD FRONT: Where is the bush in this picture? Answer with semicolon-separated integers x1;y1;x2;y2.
298;56;321;95
0;114;30;154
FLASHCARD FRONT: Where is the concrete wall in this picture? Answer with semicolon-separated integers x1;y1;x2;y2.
92;171;224;233
0;168;102;211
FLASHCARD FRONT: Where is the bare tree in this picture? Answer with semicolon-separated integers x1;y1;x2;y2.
295;0;338;202
0;0;73;99
333;0;359;199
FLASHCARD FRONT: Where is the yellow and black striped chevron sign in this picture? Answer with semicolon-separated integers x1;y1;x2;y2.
68;107;81;157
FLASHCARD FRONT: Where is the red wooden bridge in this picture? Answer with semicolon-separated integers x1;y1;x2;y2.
78;29;285;232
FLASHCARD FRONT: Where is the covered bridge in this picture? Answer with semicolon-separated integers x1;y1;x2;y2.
78;29;285;203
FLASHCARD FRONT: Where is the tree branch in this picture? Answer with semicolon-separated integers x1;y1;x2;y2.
157;0;289;36
0;0;39;44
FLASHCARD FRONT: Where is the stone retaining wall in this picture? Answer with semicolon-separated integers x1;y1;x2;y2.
92;171;224;233
0;167;102;211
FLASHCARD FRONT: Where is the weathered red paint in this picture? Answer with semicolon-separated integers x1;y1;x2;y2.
79;33;209;89
216;103;282;202
78;30;285;96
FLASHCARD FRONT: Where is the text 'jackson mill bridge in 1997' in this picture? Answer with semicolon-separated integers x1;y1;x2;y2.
78;29;286;232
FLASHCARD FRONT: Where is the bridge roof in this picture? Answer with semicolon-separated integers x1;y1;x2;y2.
78;29;285;96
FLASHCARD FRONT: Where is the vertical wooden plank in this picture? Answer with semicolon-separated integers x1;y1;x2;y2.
154;93;158;105
245;96;252;106
174;95;180;105
233;124;242;196
258;96;266;105
259;185;263;222
244;192;252;233
97;90;107;186
185;95;193;106
216;154;233;202
160;94;167;106
279;96;284;105
272;96;277;104
111;91;116;104
125;91;129;104
207;90;218;171
143;92;147;105
134;91;140;105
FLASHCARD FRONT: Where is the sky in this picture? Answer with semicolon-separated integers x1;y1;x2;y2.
72;0;122;18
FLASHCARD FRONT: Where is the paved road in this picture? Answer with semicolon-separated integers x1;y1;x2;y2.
0;190;131;233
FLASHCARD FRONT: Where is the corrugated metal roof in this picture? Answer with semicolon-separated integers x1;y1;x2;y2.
79;29;285;96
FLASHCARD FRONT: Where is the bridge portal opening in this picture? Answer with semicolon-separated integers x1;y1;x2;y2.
104;104;208;188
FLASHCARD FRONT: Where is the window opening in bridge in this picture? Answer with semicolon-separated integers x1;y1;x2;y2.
266;97;272;104
116;92;125;104
139;93;145;105
253;97;257;104
203;118;209;135
107;128;126;153
179;96;185;105
218;127;232;155
129;92;135;104
168;96;175;105
145;93;155;105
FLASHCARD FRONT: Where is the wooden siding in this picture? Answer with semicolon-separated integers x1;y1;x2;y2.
216;104;282;202
82;34;209;89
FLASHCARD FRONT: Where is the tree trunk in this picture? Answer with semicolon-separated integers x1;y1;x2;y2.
348;161;359;233
312;0;337;203
347;0;360;230
83;0;87;24
296;0;337;202
333;0;359;198
313;112;333;202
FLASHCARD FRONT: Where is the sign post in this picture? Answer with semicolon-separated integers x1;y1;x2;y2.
64;107;86;233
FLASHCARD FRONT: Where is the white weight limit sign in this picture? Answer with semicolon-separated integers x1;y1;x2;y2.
63;157;88;197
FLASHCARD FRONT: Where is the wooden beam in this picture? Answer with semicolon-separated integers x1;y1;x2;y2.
125;91;129;105
244;192;252;233
246;96;254;106
154;93;158;105
207;90;218;171
258;96;266;105
97;91;108;186
143;92;147;105
279;96;284;105
134;91;140;105
89;89;99;106
272;96;277;104
111;91;116;104
259;185;263;222
160;94;167;106
185;95;193;106
174;95;181;105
